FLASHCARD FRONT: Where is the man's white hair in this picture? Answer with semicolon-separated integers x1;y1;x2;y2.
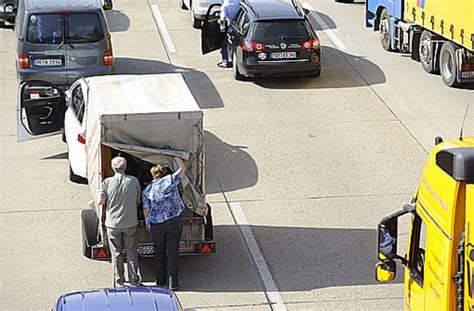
111;156;127;173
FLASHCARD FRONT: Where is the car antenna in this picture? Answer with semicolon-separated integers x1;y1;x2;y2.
459;104;470;141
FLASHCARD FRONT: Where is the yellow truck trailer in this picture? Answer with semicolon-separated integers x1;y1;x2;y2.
366;0;474;87
375;136;474;310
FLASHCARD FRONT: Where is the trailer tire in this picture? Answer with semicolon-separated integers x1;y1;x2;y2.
69;164;88;184
82;209;100;258
379;9;392;51
205;204;214;241
439;41;460;87
419;30;440;74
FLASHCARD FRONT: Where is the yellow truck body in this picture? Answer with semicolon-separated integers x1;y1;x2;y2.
404;0;474;51
375;136;474;310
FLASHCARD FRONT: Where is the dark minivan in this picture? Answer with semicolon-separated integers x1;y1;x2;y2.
16;0;113;89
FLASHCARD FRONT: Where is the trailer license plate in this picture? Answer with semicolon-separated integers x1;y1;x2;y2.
137;245;154;255
270;52;297;59
33;58;62;66
461;71;474;78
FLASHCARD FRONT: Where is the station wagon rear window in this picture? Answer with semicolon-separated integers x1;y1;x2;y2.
252;20;310;41
27;14;63;44
27;13;103;44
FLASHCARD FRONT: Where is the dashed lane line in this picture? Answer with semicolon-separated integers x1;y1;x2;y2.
150;4;177;54
303;2;348;51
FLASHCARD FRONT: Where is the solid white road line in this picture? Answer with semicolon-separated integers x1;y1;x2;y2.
151;4;177;53
303;2;348;51
228;202;287;311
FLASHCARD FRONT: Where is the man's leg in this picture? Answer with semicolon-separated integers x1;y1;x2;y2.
106;227;125;287
151;223;167;286
166;217;183;289
123;225;140;285
220;37;229;65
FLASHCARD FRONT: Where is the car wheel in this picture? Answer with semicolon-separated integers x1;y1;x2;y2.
439;41;460;87
419;30;439;74
312;68;321;77
379;9;392;51
232;51;244;81
69;164;88;184
190;2;201;29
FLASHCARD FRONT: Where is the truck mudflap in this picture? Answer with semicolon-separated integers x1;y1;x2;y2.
82;209;216;260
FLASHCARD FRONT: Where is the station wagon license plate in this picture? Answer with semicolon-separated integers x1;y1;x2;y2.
270;52;297;59
33;58;62;66
137;245;154;255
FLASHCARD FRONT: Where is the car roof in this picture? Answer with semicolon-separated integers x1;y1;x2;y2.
24;0;102;11
244;0;304;20
55;287;180;311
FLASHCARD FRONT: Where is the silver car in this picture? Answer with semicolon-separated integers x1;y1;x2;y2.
15;0;113;89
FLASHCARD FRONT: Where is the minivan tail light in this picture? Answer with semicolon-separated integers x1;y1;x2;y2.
103;51;113;66
19;54;29;68
77;132;86;144
242;41;265;52
302;39;320;50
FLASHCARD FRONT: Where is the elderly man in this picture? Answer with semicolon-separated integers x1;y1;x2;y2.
99;156;141;287
218;0;240;68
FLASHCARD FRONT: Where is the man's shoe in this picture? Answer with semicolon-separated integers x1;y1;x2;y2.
170;286;179;291
130;282;143;287
217;62;231;68
115;283;126;288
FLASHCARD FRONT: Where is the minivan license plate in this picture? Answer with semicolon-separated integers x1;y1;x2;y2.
270;52;297;59
33;59;62;66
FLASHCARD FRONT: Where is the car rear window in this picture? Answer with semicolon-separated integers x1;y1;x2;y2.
27;14;63;44
252;20;310;41
67;13;104;43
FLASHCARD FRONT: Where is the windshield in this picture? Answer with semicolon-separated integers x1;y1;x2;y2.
252;20;310;41
27;12;103;44
27;14;63;44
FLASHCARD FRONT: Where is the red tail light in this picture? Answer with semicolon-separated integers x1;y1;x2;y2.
198;242;216;253
103;51;113;66
461;63;474;71
19;54;29;68
242;41;266;52
301;39;320;50
77;132;86;144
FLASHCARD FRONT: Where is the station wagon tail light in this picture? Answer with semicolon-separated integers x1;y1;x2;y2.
302;39;320;50
242;41;266;52
19;54;29;68
461;64;474;71
77;132;86;144
103;51;113;66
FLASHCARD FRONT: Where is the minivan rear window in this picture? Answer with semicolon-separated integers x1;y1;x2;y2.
67;13;104;43
252;20;310;41
27;12;103;44
27;14;63;44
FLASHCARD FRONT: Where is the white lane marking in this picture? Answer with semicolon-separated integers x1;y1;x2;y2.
151;4;176;53
303;2;348;51
228;202;287;311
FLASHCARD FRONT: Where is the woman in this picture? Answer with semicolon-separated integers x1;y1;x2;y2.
142;158;186;290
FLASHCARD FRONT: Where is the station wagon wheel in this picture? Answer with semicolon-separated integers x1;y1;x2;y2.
232;51;244;81
379;9;392;51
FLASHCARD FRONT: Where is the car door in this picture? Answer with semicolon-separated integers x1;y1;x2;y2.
201;3;224;55
64;80;87;178
17;81;66;142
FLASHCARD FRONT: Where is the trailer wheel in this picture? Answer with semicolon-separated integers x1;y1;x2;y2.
419;30;439;74
205;204;214;241
82;209;100;258
439;41;460;87
379;9;392;51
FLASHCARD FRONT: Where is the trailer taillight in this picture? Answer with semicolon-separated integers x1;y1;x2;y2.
197;242;216;253
19;54;29;68
77;132;86;144
103;51;113;66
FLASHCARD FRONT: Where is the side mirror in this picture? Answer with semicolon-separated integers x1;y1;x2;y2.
103;0;113;10
303;8;310;15
375;260;396;282
434;136;443;145
378;217;398;260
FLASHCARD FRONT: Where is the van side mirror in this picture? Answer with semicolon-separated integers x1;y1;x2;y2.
375;260;396;282
303;8;310;15
103;0;113;10
378;218;398;260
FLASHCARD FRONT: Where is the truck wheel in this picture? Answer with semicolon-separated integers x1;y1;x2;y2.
205;204;213;241
69;164;88;184
419;30;439;74
82;209;100;258
439;41;460;87
379;9;392;51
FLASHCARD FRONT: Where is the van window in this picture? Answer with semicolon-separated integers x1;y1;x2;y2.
67;13;104;43
252;20;310;41
27;14;63;44
409;214;427;287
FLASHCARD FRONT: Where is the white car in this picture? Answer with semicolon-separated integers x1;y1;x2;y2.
180;0;222;28
17;80;88;183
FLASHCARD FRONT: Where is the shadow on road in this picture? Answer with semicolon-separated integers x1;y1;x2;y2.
41;152;68;160
105;10;130;33
114;57;224;109
204;131;258;194
138;225;402;291
254;46;386;89
306;10;337;31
